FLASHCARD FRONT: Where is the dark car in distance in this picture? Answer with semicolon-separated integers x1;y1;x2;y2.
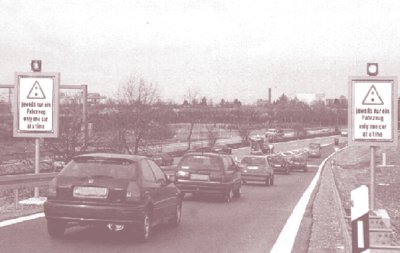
239;155;274;186
308;143;322;158
267;154;290;174
44;153;183;242
174;152;242;202
190;145;232;155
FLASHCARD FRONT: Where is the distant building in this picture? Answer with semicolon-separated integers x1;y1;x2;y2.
87;93;107;104
256;99;270;107
326;95;347;107
59;92;107;105
295;93;325;104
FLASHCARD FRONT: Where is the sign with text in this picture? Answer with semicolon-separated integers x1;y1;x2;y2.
13;72;60;138
348;76;398;146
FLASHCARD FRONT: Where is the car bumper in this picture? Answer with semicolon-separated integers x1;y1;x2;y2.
288;163;307;169
271;166;289;172
241;173;269;181
44;200;145;225
175;180;233;194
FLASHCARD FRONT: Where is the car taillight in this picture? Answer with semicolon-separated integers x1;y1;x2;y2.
126;182;141;202
176;170;189;178
47;178;57;198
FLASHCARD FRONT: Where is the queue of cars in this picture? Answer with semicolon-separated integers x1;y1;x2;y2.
44;140;324;241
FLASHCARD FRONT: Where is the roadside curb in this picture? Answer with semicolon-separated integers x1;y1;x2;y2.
308;146;350;253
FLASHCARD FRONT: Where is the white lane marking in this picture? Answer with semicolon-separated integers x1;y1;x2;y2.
270;147;345;253
0;212;44;228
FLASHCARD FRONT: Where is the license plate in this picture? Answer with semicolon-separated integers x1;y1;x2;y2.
247;166;259;170
73;186;108;199
190;174;210;181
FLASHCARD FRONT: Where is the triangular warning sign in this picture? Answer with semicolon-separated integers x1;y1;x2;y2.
362;85;383;105
27;81;46;99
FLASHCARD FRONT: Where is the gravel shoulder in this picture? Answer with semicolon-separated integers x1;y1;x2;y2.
308;144;400;252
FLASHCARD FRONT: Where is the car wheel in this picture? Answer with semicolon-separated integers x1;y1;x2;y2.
224;188;234;203
270;175;274;185
242;180;247;185
47;219;66;238
303;166;308;172
233;185;241;198
136;210;152;242
286;167;290;175
265;176;270;186
168;203;182;227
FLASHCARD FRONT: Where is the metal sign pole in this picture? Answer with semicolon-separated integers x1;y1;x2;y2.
370;146;376;210
34;138;40;197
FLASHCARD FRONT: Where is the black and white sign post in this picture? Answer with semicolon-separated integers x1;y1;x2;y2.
348;64;398;252
351;185;370;253
13;70;60;197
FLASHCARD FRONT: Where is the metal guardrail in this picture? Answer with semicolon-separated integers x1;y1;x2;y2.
0;173;56;209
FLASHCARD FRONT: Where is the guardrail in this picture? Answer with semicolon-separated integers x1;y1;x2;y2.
0;173;56;209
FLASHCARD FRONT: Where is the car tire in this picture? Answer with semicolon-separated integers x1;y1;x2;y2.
286;167;290;175
224;188;234;203
270;175;274;186
47;219;66;238
242;180;247;185
303;166;308;172
136;210;152;242
168;203;182;228
233;185;241;198
265;177;270;186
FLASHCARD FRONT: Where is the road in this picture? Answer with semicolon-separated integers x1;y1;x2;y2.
0;135;343;253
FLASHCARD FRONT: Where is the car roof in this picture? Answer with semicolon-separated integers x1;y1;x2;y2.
183;152;227;157
242;155;267;158
73;152;147;162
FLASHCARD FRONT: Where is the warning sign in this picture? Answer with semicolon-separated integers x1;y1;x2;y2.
13;72;60;138
27;81;46;99
362;85;383;105
349;76;398;146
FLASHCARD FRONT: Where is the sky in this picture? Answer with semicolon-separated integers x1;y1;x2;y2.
1;0;400;104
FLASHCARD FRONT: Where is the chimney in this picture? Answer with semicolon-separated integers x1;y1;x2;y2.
268;88;272;104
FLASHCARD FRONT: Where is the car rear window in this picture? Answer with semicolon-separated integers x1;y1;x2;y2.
178;155;223;171
59;157;137;179
268;156;285;163
241;157;266;165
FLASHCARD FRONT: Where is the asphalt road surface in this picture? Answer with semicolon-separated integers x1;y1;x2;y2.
0;136;342;253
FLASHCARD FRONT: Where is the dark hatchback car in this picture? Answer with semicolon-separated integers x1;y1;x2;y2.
44;153;183;241
174;152;241;202
239;155;274;186
267;154;290;174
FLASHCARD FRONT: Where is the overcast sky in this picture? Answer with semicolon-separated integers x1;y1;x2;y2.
1;0;400;104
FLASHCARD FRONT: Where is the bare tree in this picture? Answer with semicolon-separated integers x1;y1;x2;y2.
206;124;218;147
237;124;252;143
114;76;160;154
183;88;200;150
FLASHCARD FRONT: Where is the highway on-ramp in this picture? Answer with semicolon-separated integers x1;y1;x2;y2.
0;136;342;253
